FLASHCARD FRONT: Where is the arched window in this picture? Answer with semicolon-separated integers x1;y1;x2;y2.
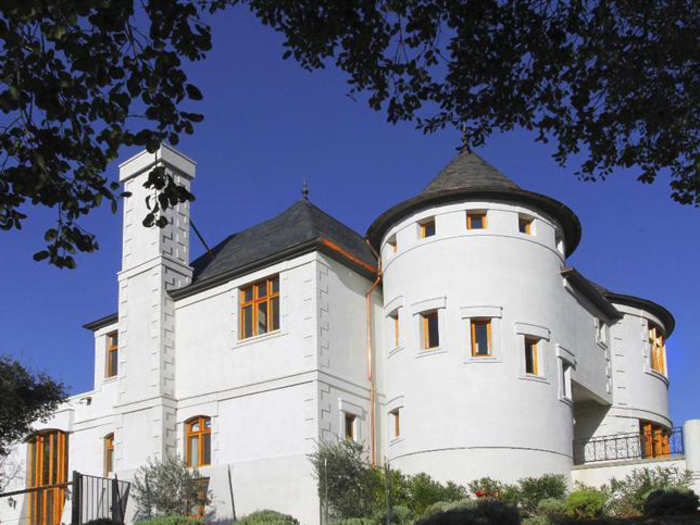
27;430;68;525
104;433;114;475
185;416;211;467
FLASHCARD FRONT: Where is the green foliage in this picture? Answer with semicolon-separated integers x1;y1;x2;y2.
518;475;567;515
132;456;210;520
403;473;468;515
245;1;700;205
236;510;299;525
309;439;379;519
607;465;693;517
643;489;699;516
134;517;205;525
330;519;375;525
534;498;567;524
563;488;609;520
84;520;123;525
420;500;474;519
415;499;520;525
0;356;67;458
0;1;209;267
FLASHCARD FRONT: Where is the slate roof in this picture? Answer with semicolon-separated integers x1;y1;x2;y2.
367;150;582;256
168;199;376;298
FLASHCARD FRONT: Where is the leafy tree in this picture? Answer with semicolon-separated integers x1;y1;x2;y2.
132;455;210;520
0;355;67;459
245;0;699;205
2;2;697;270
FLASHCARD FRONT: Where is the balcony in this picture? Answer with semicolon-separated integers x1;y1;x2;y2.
573;427;684;465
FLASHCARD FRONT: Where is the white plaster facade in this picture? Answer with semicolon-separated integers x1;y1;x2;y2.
2;146;698;525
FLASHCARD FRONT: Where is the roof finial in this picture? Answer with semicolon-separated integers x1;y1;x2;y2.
302;178;309;201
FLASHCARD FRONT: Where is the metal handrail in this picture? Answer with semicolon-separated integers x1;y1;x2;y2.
573;426;684;465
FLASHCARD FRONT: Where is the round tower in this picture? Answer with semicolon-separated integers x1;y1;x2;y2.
368;151;585;483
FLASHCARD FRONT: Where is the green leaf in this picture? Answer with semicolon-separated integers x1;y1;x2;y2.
33;250;50;261
185;84;203;100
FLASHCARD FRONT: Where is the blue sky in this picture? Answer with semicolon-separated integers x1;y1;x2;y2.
1;7;698;426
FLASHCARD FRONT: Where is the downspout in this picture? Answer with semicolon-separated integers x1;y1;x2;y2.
364;239;382;467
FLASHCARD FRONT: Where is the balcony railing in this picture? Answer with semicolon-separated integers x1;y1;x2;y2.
573;427;684;465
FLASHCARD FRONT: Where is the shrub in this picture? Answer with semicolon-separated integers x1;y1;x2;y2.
84;520;122;525
375;504;415;525
536;497;567;523
467;477;519;505
415;499;520;525
563;488;608;520
134;516;205;525
643;489;700;516
237;510;299;525
607;465;693;516
420;499;474;519
132;456;210;520
405;473;468;515
330;519;375;525
518;475;567;515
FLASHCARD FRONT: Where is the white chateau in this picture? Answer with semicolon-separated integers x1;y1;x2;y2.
3;145;700;525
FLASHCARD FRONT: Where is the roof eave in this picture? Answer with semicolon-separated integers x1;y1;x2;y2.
83;312;118;331
561;268;622;321
604;292;675;338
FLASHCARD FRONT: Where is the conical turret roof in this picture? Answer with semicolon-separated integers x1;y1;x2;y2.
367;149;582;256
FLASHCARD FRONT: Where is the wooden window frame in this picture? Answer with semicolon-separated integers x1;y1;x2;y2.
421;311;439;350
344;413;356;441
185;416;211;467
104;433;114;476
524;337;539;375
27;430;68;525
239;275;280;340
419;219;436;238
640;420;670;458
390;408;400;439
106;331;118;378
649;324;666;375
519;215;534;235
387;235;397;253
466;211;487;230
470;319;492;356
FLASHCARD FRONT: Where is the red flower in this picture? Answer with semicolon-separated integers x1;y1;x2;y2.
475;491;483;497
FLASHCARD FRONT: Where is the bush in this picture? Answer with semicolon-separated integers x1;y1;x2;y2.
467;477;519;505
405;473;468;515
643;489;699;516
563;488;608;520
536;498;567;524
237;510;299;525
84;520;122;525
518;475;567;515
607;465;693;517
415;499;520;525
374;504;415;525
134;516;205;525
330;519;375;525
420;499;474;519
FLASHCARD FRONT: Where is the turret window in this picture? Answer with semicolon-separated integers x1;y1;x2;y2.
519;215;534;234
524;337;539;375
467;211;487;230
390;408;401;439
470;319;492;356
387;235;397;253
419;218;436;238
104;433;114;475
648;323;666;375
344;413;356;441
421;310;440;349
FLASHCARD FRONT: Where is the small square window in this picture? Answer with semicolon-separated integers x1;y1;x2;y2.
470;319;492;356
387;235;397;253
525;337;539;375
519;215;534;234
344;413;356;441
390;408;400;439
421;311;439;349
419;219;436;238
467;211;487;230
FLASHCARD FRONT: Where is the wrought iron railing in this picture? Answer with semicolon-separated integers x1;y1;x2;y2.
573;427;684;465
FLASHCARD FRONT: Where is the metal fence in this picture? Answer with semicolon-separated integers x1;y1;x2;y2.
574;427;684;465
0;471;130;525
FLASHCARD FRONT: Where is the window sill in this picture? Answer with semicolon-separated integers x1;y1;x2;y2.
388;345;405;358
464;355;501;364
389;437;404;447
103;376;118;384
519;373;549;384
235;329;285;348
416;347;447;358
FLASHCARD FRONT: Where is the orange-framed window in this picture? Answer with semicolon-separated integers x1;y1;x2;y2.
419;219;435;238
186;416;211;467
524;337;539;375
519;215;533;234
106;331;118;378
344;413;356;441
648;324;666;375
27;430;68;525
390;408;400;439
387;235;397;253
390;310;400;348
467;211;487;230
470;319;492;356
421;311;439;349
640;421;670;458
187;477;209;518
239;275;280;339
104;433;114;475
